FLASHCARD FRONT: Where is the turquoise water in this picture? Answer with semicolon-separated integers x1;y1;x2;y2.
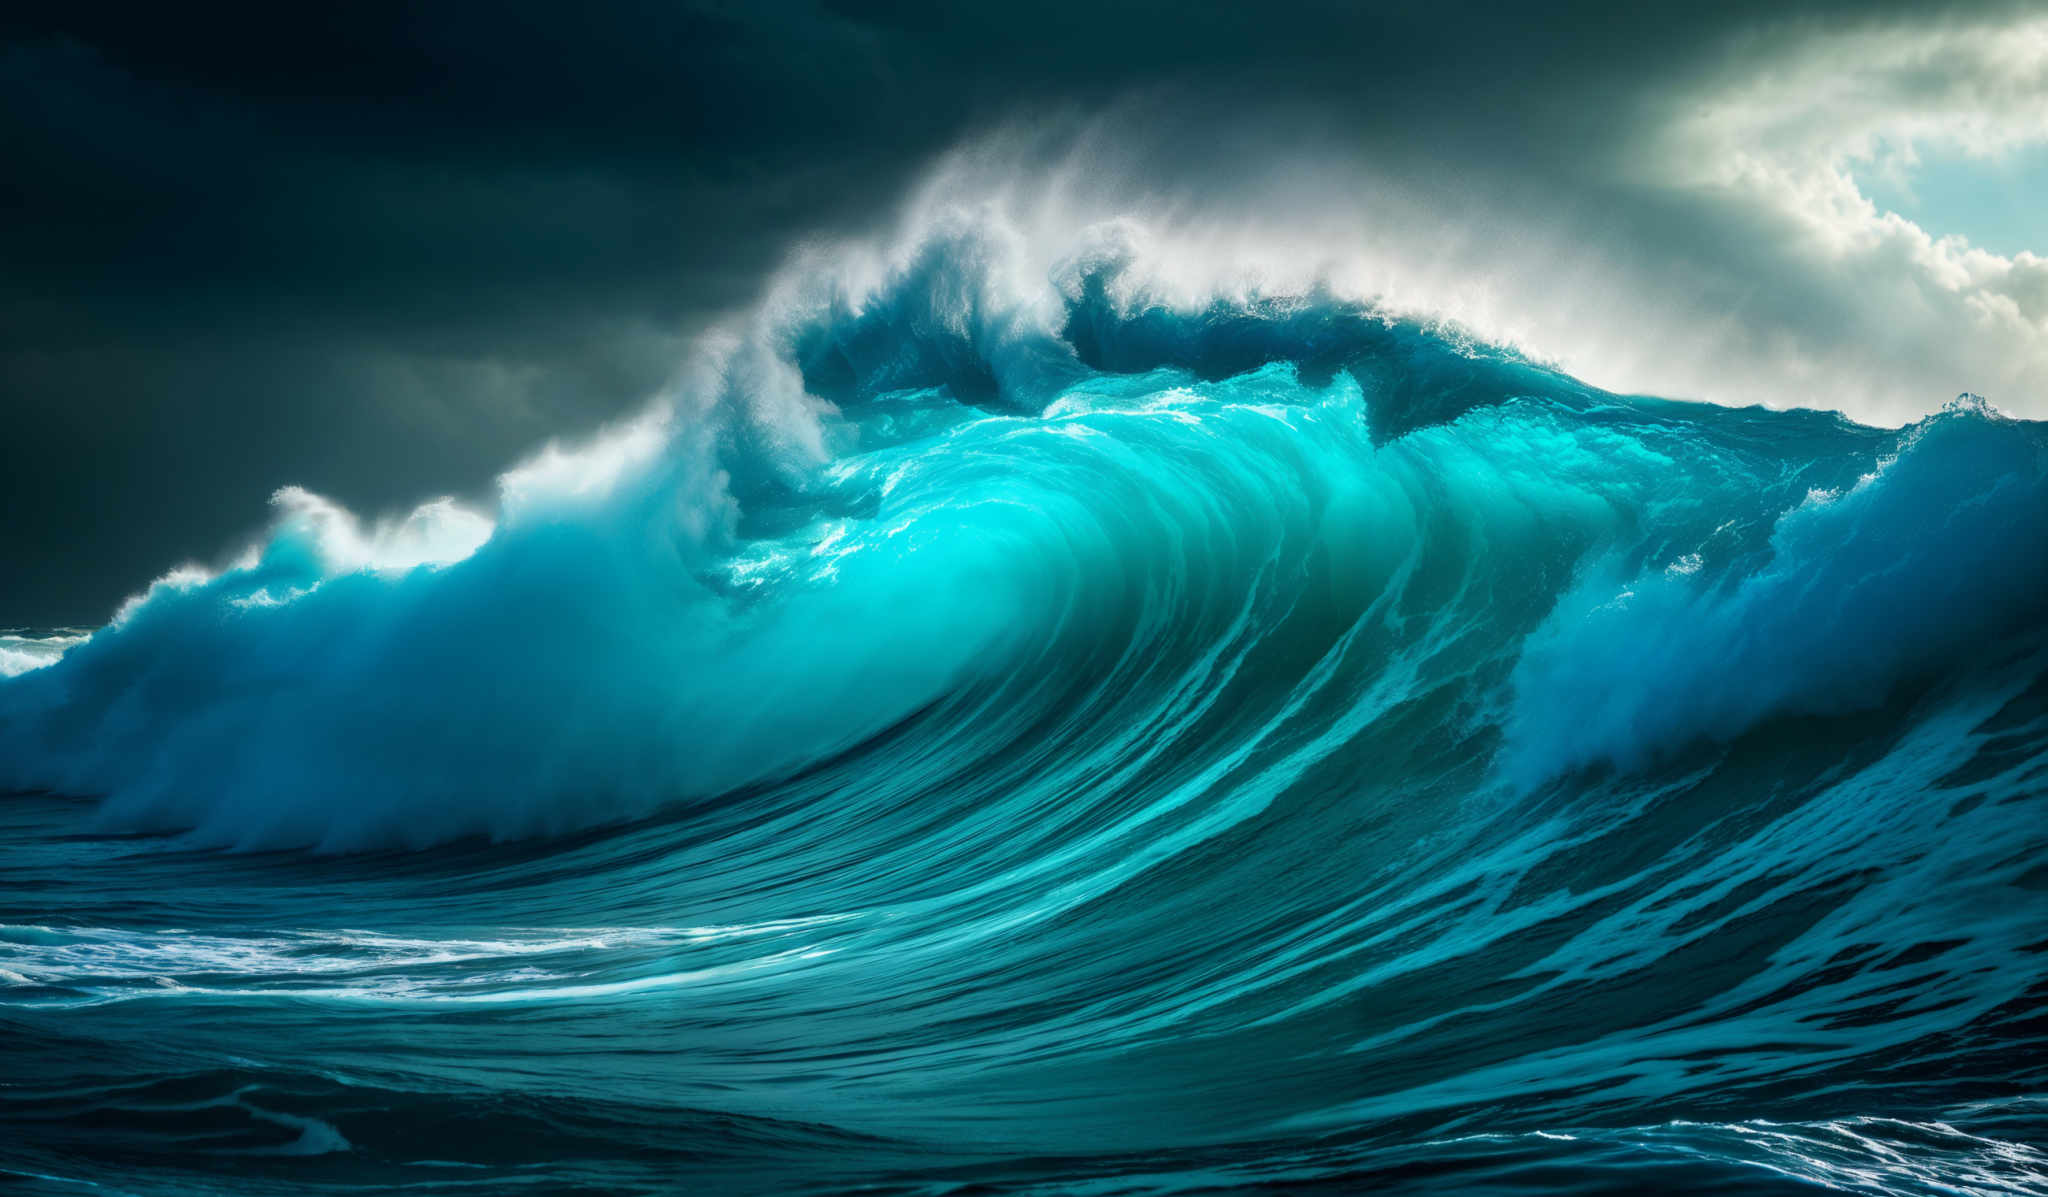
3;239;2046;1194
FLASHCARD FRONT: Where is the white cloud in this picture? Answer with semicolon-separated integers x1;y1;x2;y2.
1613;13;2048;419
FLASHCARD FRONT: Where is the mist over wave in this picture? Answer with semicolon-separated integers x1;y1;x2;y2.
3;198;2046;1194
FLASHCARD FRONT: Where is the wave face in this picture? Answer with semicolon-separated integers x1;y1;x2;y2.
3;218;2047;1194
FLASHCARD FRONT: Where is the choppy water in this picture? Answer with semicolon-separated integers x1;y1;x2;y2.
3;225;2046;1194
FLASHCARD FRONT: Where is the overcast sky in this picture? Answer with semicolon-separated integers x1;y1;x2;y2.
3;0;2043;625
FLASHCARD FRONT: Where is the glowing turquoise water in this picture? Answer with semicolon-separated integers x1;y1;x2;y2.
3;248;2045;1194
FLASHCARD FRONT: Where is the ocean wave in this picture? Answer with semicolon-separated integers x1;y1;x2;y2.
3;215;2045;855
3;208;2046;1193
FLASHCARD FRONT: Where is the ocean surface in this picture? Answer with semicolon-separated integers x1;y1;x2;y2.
3;226;2046;1194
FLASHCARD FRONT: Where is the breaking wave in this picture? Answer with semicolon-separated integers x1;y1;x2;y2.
2;208;2045;1194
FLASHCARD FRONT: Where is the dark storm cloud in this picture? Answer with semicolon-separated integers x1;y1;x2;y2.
0;0;2031;623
